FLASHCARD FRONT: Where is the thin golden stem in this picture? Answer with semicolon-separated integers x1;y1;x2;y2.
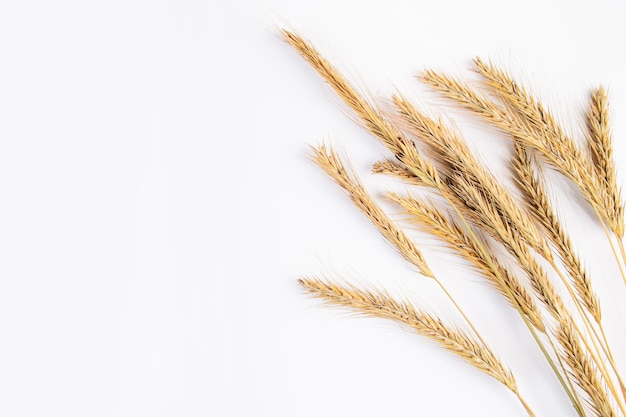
550;261;626;415
515;390;537;417
543;327;587;417
618;239;626;286
433;278;489;347
599;322;626;402
598;212;626;286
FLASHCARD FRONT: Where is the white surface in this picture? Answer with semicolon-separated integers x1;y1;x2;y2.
0;0;625;416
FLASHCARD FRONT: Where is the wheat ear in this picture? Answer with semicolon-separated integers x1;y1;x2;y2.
282;30;441;189
587;87;619;203
511;143;600;322
298;277;536;416
586;87;626;279
557;322;618;417
311;144;433;277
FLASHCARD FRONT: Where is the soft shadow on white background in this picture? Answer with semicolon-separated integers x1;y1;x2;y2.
0;1;625;416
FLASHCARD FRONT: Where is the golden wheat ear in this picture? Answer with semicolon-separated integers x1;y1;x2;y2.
298;277;517;389
299;277;537;416
281;30;441;189
511;143;601;323
586;86;625;239
556;322;618;417
311;143;434;278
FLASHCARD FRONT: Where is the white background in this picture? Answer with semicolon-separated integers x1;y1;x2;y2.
1;0;626;416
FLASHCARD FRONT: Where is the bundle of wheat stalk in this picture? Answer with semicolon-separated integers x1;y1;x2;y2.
283;29;625;417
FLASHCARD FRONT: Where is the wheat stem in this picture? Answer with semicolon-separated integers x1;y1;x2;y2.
550;262;626;416
618;239;626;286
604;223;626;286
599;322;626;402
433;272;490;348
516;391;538;417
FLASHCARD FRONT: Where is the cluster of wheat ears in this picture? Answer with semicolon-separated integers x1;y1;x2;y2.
282;29;625;417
